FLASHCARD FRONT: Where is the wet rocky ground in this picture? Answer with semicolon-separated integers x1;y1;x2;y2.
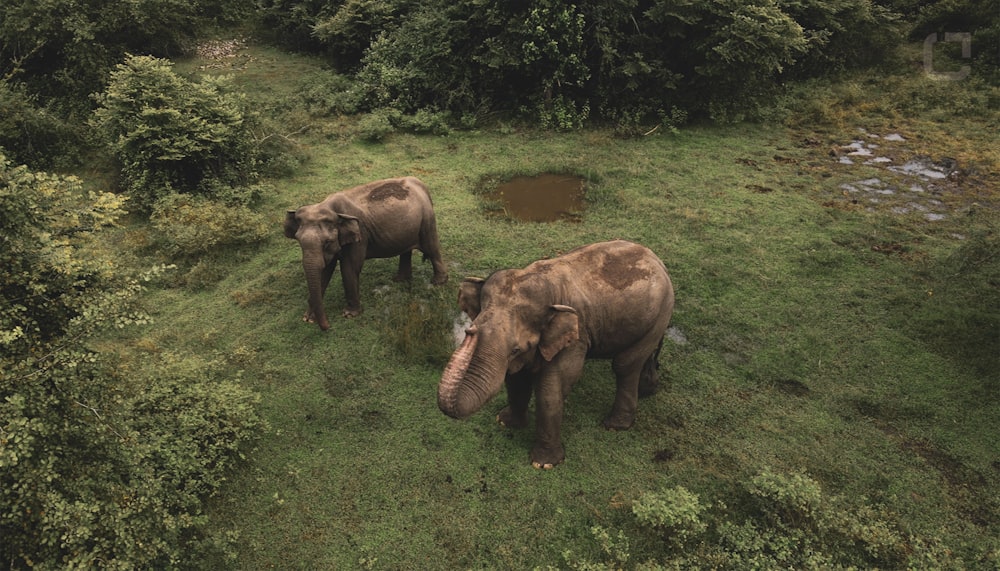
822;128;990;223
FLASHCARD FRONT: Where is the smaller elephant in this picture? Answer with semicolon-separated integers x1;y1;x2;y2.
438;240;674;468
284;176;448;330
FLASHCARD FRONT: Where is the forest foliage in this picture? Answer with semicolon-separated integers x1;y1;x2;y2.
0;153;264;568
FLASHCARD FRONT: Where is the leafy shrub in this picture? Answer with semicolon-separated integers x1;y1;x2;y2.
565;468;982;569
1;154;263;569
254;0;334;52
150;194;270;257
298;71;366;116
0;153;129;348
312;0;414;70
0;81;81;169
92;55;264;213
633;486;708;546
357;109;399;141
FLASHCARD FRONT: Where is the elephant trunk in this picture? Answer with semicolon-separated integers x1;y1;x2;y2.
302;250;330;331
438;327;505;419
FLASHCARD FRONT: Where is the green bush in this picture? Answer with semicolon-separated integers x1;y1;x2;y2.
0;81;81;169
312;0;413;70
92;55;264;213
565;468;982;569
298;71;366;116
633;486;708;546
0;154;129;348
1;154;263;569
150;194;270;258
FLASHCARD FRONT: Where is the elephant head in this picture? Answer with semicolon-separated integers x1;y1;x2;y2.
438;274;580;419
284;205;362;331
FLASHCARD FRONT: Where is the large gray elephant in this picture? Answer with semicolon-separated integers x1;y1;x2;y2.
284;176;448;330
438;240;674;468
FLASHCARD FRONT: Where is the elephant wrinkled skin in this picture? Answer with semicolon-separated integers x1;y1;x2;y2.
438;240;674;469
284;177;448;330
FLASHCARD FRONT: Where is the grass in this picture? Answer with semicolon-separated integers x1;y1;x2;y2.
102;42;1000;568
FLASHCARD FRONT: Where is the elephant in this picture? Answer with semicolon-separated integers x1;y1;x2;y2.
284;176;448;330
438;240;674;468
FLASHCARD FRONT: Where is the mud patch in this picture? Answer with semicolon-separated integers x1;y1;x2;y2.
368;182;409;202
824;129;984;221
598;247;651;290
487;174;585;222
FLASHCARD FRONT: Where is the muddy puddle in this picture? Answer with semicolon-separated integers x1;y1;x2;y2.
487;174;585;222
829;130;967;222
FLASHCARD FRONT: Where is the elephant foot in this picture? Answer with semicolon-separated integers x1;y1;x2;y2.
392;272;412;282
496;407;528;429
530;444;565;469
342;307;362;318
602;413;636;431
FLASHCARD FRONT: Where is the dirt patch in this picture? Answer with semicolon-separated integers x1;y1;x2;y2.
368;182;410;202
195;38;255;70
597;247;652;290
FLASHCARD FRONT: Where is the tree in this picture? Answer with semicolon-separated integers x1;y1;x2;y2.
92;55;263;212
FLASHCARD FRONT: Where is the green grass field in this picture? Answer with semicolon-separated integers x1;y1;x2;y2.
105;44;999;568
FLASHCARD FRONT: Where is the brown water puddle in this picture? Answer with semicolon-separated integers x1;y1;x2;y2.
489;174;585;222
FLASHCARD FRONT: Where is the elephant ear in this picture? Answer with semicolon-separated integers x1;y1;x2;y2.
458;278;485;319
540;305;579;361
283;210;300;239
337;214;362;246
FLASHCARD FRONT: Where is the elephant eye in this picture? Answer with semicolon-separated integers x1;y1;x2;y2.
510;346;521;356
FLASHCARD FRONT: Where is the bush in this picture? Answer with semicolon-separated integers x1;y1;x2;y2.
1;154;263;569
298;71;366;116
150;194;270;258
92;55;264;213
633;486;708;546
565;468;984;569
0;154;129;348
0;81;82;169
344;0;906;127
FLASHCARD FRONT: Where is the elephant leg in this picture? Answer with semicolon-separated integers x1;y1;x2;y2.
531;350;585;468
497;371;532;429
304;260;337;322
419;227;448;285
393;250;413;282
340;259;364;317
605;347;650;430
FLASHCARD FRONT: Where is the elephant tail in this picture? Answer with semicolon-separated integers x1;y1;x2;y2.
638;336;664;398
